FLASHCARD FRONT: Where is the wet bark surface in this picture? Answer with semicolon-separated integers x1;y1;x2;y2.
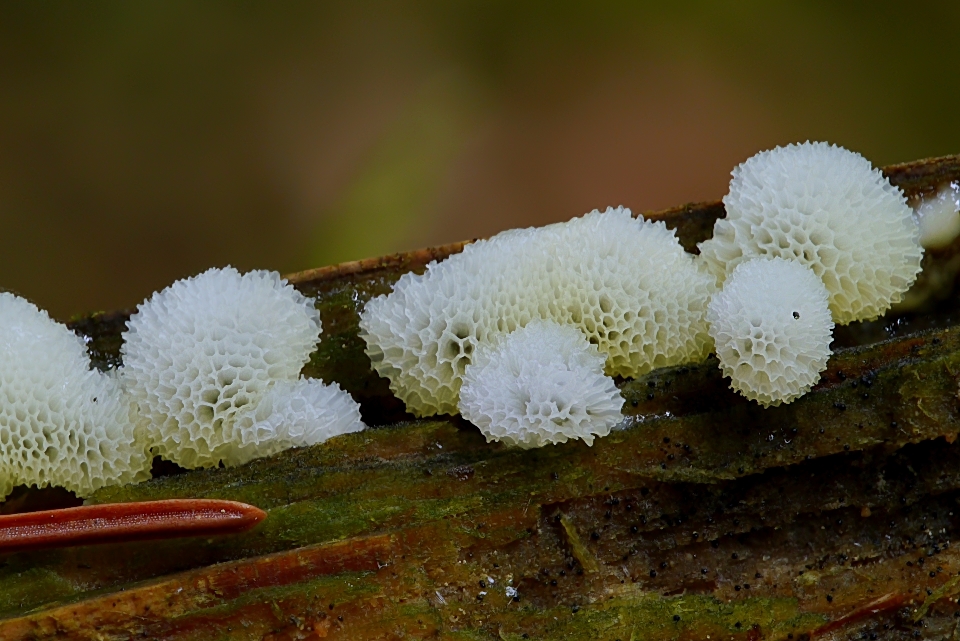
3;155;960;639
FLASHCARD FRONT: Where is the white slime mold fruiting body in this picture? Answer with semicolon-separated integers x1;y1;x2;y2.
698;142;923;324
360;207;716;417
121;267;336;468
707;257;834;407
914;181;960;250
228;378;366;464
459;321;624;448
0;293;150;498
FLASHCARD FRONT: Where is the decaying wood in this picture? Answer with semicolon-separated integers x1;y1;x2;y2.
3;155;960;639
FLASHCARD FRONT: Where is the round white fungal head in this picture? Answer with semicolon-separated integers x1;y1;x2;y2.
120;267;322;468
698;142;923;324
360;206;716;416
707;257;834;407
224;379;366;466
914;181;960;250
459;320;624;449
0;293;150;498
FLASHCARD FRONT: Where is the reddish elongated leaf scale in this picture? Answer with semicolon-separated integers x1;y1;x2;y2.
809;592;908;638
0;499;266;553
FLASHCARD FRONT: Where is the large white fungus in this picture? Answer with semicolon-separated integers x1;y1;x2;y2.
707;257;834;407
225;379;366;465
698;142;923;324
360;206;716;416
914;181;960;250
459;321;624;448
120;267;328;468
0;293;150;498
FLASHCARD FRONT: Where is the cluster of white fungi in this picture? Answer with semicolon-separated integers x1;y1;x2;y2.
0;141;954;498
362;142;940;445
0;268;365;498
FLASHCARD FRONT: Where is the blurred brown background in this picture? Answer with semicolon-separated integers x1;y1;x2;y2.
1;2;958;320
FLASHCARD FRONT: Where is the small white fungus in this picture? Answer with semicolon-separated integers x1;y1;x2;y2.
459;321;624;448
914;181;960;250
0;293;150;498
707;257;834;407
698;142;923;324
121;267;328;468
360;206;716;417
225;379;366;465
894;181;960;312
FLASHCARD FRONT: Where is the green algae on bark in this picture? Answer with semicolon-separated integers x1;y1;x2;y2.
5;480;960;639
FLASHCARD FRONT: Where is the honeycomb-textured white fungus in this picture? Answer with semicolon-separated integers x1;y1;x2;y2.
360;206;716;416
698;142;923;324
120;267;323;468
914;181;960;250
0;293;150;498
707;257;834;407
459;321;624;448
225;379;366;465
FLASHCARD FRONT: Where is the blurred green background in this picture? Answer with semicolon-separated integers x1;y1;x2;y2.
1;2;958;319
